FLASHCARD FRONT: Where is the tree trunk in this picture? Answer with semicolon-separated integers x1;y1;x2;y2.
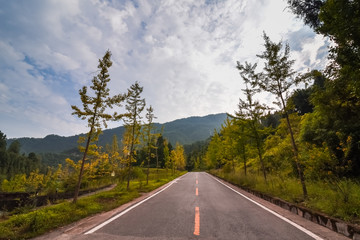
280;94;308;199
73;127;93;203
253;124;267;181
156;147;159;174
242;144;247;176
284;112;308;198
146;146;150;185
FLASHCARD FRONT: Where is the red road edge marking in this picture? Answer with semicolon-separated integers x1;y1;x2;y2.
194;207;200;236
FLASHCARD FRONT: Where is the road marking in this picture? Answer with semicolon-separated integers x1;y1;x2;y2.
196;179;198;184
84;173;187;235
194;207;200;236
196;187;198;196
208;174;324;240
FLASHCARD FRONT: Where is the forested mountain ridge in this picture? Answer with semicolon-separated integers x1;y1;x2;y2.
6;113;227;154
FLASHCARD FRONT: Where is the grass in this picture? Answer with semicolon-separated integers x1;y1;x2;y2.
210;169;360;224
0;169;186;240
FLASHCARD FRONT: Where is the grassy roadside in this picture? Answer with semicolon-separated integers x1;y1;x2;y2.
209;169;360;225
0;170;186;240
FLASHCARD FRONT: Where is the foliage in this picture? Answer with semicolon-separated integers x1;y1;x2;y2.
287;0;360;177
210;169;360;224
122;81;146;190
70;50;127;202
142;106;157;184
0;131;42;186
236;32;308;198
170;143;186;173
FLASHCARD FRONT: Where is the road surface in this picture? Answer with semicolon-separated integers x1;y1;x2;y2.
54;172;345;240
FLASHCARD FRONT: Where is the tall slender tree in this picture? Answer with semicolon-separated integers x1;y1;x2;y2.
238;33;308;198
143;105;157;184
229;82;268;181
123;81;145;190
71;50;127;203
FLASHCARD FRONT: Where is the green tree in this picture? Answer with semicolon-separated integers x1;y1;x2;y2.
155;134;167;169
205;130;223;170
232;119;250;176
123;81;146;189
107;135;121;176
143;105;157;184
237;33;308;198
163;139;171;172
71;50;127;202
229;82;269;181
170;143;186;174
0;131;9;179
287;1;360;176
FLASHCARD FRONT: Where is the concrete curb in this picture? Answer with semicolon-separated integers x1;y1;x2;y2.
214;175;360;240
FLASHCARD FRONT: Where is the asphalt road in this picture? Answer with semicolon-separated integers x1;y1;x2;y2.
70;172;328;240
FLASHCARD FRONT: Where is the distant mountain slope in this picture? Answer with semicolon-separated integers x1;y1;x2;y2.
6;113;227;154
161;113;227;145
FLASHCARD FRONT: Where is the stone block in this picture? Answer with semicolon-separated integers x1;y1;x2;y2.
335;221;351;237
290;206;298;215
353;232;360;240
297;208;304;217
304;211;313;221
317;215;328;227
326;219;336;231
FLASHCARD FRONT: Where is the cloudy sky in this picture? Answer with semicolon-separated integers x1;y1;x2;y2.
0;0;329;139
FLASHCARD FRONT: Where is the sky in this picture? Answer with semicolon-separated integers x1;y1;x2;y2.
0;0;329;139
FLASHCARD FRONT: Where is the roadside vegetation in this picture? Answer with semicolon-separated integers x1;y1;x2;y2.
210;170;360;224
0;169;186;240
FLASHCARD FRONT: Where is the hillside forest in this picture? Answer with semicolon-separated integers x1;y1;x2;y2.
0;0;359;224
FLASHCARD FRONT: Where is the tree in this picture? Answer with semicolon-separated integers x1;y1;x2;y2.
0;131;8;179
232;119;250;176
123;81;146;189
288;88;313;115
156;134;165;169
229;82;269;181
71;50;127;203
286;0;324;29
287;0;360;72
287;1;360;176
237;33;308;198
163;139;171;172
108;135;121;172
143;105;157;184
170;143;186;174
205;130;223;170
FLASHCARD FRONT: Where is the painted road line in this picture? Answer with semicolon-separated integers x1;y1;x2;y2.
194;207;200;236
84;173;187;235
196;187;198;196
196;179;198;184
208;174;324;240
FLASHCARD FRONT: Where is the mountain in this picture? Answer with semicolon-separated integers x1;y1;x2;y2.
6;113;228;154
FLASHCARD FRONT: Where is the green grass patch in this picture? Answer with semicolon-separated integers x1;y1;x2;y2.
0;170;186;240
210;169;360;224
